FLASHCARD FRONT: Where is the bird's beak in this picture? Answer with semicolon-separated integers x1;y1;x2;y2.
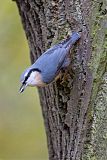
19;83;27;93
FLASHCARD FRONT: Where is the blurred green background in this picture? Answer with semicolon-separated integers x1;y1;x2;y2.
0;1;48;160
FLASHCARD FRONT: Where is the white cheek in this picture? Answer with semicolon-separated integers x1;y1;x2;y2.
27;78;36;86
26;72;37;86
29;80;37;86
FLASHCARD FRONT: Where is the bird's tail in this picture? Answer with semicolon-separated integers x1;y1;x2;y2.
63;32;81;48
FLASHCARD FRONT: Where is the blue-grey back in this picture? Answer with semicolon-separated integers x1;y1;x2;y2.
32;45;68;83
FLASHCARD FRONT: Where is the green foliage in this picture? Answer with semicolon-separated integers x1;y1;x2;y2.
0;1;47;159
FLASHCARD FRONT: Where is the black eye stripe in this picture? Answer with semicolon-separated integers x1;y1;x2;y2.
23;68;41;84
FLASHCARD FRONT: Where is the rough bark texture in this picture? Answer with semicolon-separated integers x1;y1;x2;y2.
14;0;107;160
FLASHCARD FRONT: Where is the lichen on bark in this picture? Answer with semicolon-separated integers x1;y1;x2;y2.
82;0;107;159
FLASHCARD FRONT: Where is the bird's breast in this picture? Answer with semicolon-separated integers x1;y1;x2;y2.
34;71;46;87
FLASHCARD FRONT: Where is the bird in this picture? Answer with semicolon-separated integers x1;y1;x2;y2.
19;32;80;93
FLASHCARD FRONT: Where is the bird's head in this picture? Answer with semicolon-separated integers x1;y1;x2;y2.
19;68;44;93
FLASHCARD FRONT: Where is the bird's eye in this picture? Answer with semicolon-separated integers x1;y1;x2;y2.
23;75;29;84
22;79;27;85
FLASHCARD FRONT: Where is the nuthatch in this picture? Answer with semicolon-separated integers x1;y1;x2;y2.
19;32;80;93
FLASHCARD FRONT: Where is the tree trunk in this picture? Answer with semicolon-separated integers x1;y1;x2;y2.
14;0;107;159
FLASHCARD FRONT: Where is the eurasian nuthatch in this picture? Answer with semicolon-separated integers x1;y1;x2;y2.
19;32;80;93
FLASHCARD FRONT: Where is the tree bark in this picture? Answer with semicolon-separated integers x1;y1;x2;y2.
14;0;107;159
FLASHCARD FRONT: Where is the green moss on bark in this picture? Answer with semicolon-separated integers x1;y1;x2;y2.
83;0;107;159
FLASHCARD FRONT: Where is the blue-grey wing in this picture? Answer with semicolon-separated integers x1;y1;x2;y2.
32;47;68;83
